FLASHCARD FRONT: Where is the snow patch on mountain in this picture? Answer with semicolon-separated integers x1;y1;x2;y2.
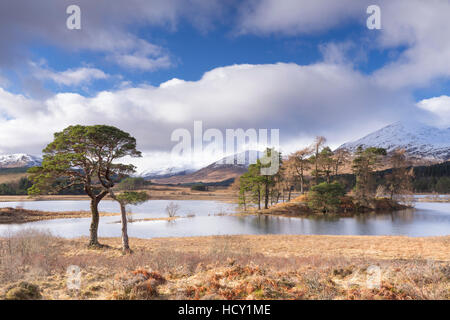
140;150;264;180
0;153;42;168
210;150;264;169
139;165;197;179
338;121;450;161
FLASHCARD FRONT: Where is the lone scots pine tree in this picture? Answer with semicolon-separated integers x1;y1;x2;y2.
28;125;141;248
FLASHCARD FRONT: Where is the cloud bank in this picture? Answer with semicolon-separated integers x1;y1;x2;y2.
0;62;425;157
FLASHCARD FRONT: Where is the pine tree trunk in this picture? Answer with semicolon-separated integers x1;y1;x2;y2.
315;157;319;185
257;189;261;210
300;175;304;194
89;198;101;247
120;203;132;254
264;183;269;209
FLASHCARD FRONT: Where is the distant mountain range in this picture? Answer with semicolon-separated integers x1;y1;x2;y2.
149;151;263;184
338;121;450;161
0;153;41;169
155;121;450;184
2;121;448;184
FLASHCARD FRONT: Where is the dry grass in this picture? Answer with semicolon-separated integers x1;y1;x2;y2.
0;185;238;203
0;232;448;300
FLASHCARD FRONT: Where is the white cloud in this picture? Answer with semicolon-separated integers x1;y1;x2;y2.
0;62;420;165
372;0;450;89
236;0;364;35
236;0;450;90
417;96;450;128
32;64;109;86
109;39;173;71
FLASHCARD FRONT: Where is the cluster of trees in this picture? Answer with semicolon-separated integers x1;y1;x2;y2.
190;183;209;191
235;137;352;211
281;137;351;199
27;125;148;253
235;136;416;213
0;177;32;195
236;149;282;210
0;175;148;196
417;176;450;194
116;177;149;191
410;161;450;193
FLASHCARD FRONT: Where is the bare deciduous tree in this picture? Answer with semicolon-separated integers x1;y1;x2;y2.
286;147;312;195
332;148;351;177
313;136;327;185
166;202;180;218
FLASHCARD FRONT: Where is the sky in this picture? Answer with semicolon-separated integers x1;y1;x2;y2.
0;0;449;172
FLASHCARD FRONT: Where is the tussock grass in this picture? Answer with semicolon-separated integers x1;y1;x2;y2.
0;232;448;300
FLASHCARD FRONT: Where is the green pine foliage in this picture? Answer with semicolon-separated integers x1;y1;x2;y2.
307;182;346;213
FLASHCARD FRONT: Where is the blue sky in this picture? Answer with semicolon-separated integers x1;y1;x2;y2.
21;19;400;95
0;0;449;171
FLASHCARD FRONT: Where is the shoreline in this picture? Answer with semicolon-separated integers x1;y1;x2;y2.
0;207;120;224
0;197;433;224
0;191;446;204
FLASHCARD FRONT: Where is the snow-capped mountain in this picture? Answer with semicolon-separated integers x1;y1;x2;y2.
140;166;196;180
150;150;265;184
0;153;42;168
211;150;264;169
142;150;265;181
338;122;450;161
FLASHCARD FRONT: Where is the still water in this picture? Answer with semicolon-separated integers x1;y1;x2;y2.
0;200;449;238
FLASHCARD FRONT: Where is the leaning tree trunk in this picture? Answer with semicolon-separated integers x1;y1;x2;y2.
119;203;132;254
89;198;101;247
108;189;132;254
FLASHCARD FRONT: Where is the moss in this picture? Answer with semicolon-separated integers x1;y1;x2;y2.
5;282;41;300
253;288;264;298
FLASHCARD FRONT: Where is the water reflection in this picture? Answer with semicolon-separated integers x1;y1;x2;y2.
0;200;448;238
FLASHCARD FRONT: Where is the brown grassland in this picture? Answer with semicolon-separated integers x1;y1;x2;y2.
0;232;448;300
0;185;239;203
0;173;27;184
